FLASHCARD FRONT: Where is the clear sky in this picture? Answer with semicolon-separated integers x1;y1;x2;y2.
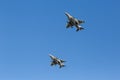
0;0;120;80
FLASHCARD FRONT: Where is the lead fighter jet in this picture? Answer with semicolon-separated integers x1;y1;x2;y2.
49;54;65;68
65;12;85;31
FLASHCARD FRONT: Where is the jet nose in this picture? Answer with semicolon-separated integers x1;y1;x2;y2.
65;12;68;14
49;54;53;59
49;54;52;57
65;12;71;18
49;54;55;58
65;12;69;16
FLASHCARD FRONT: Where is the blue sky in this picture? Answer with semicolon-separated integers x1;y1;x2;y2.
0;0;120;80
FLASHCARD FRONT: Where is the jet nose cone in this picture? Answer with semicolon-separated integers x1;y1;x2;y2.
65;12;68;14
49;54;53;59
49;54;52;57
49;54;55;58
65;12;71;18
65;12;69;15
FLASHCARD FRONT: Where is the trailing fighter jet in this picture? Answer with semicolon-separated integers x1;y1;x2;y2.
49;54;65;68
65;12;85;31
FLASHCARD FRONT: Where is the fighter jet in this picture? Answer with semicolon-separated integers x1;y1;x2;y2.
65;12;85;31
49;54;65;68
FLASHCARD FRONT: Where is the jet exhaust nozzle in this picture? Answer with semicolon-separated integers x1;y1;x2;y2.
59;65;65;68
76;27;84;32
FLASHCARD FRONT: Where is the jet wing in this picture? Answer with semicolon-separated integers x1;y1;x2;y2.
66;22;74;28
51;62;56;66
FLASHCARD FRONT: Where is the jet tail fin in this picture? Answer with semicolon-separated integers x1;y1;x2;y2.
76;27;84;32
59;65;65;68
